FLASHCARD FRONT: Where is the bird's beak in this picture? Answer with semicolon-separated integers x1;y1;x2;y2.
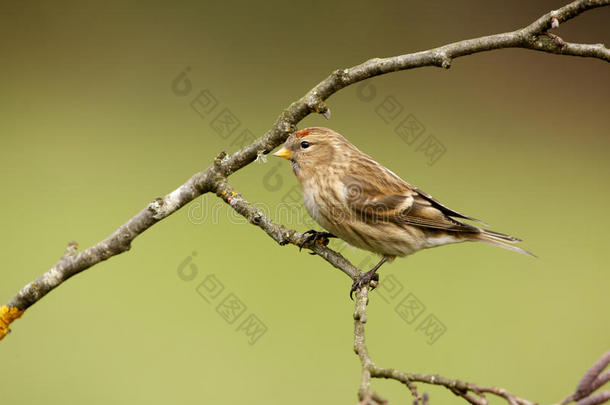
273;146;292;159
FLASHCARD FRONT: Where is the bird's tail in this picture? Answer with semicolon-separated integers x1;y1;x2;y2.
474;229;536;257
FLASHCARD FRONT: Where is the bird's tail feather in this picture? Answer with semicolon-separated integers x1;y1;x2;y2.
476;230;536;257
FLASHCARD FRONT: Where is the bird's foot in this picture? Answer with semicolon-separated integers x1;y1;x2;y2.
299;230;336;252
349;270;380;300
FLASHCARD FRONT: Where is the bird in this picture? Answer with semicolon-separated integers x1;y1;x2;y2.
272;127;534;298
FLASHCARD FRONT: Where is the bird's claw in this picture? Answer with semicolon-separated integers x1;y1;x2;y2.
299;230;336;251
349;270;380;300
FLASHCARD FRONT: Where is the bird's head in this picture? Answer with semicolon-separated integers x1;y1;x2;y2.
273;127;351;177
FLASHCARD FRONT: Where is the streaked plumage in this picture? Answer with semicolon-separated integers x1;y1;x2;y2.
273;127;533;295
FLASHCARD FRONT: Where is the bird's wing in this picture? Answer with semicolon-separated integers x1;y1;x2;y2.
342;168;479;233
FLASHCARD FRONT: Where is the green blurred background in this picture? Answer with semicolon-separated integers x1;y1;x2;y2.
1;1;609;403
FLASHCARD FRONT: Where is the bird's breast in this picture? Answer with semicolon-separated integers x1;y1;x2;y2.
299;177;344;232
301;181;319;221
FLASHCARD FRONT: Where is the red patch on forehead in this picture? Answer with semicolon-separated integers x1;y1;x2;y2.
293;128;311;138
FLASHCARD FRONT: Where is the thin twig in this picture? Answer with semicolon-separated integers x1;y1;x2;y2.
352;285;609;405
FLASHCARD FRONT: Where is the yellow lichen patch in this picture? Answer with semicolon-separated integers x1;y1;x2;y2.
0;305;25;341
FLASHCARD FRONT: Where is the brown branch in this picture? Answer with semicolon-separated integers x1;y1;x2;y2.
353;286;610;405
214;180;363;281
2;1;609;403
575;352;610;400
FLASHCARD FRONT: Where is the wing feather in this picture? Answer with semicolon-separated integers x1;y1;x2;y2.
342;167;480;233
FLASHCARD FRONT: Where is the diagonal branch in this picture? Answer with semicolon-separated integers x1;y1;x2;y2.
214;180;362;280
1;0;608;351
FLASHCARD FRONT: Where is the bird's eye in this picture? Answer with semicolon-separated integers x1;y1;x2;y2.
300;141;310;149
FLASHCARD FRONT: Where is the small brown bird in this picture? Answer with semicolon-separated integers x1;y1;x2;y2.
273;127;533;297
